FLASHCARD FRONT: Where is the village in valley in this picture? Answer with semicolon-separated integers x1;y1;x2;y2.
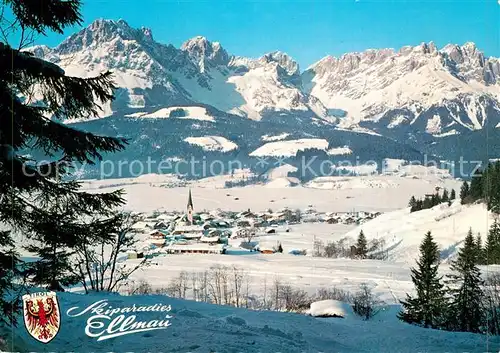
127;189;383;259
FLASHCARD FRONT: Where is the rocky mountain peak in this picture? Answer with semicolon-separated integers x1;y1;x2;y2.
140;26;154;41
259;51;300;76
54;18;152;55
440;42;498;84
181;36;230;71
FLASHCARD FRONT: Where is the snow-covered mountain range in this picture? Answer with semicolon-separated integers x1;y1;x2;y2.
27;19;500;178
31;18;500;131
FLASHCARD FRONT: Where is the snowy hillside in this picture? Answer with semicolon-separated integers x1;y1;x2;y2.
345;200;495;263
183;136;238;152
10;291;497;353
128;106;215;121
249;138;329;157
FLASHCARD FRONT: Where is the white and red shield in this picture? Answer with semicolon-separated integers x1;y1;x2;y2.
23;292;61;344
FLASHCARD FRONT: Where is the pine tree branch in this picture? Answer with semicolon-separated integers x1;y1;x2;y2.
4;0;82;35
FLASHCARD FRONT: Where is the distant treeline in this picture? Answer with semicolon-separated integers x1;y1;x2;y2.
408;188;456;213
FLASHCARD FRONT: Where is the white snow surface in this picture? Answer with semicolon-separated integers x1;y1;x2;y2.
79;173;461;213
344;201;495;264
250;138;329;157
130;106;215;121
327;146;352;155
10;291;498;352
307;300;353;318
13;170;500;352
261;133;290;142
183;136;238;152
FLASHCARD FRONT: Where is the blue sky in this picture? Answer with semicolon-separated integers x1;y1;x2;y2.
24;0;500;69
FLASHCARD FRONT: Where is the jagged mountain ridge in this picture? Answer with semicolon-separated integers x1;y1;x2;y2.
30;18;500;136
31;18;327;122
26;18;500;176
303;41;500;137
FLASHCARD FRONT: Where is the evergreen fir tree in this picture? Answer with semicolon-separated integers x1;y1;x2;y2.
423;196;433;210
409;196;418;212
446;229;484;333
484;162;500;214
460;181;470;204
398;231;447;328
485;220;500;265
441;189;449;203
430;193;439;207
474;233;484;265
450;189;456;200
469;168;483;202
356;230;368;259
0;0;127;324
416;199;423;211
24;200;89;290
0;231;22;326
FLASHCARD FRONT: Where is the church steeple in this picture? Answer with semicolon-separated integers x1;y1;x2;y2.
187;189;194;224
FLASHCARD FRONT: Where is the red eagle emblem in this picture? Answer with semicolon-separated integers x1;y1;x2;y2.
23;292;61;343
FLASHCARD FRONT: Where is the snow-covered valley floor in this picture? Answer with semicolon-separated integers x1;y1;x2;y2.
11;173;500;352
81;173;461;213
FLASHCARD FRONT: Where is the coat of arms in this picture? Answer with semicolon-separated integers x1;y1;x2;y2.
22;292;61;343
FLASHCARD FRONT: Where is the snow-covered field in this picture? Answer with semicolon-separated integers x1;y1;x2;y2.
127;106;216;121
76;171;482;304
81;173;461;214
249;138;330;157
12;290;499;353
12;170;500;352
183;136;238;152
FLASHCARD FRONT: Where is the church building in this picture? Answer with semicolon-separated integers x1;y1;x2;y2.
187;189;194;225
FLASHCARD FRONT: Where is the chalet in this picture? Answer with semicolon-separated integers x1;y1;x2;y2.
215;220;231;228
325;217;340;224
255;244;276;254
131;221;151;231
236;219;251;228
149;229;165;237
202;221;215;230
252;218;267;228
343;217;357;225
148;230;166;247
155;214;173;221
127;251;144;259
199;214;215;222
237;209;257;219
153;221;169;230
181;233;202;240
207;229;223;237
